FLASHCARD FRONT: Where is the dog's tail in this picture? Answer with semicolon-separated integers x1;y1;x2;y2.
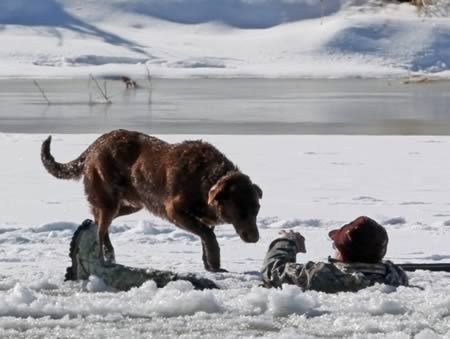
41;136;87;180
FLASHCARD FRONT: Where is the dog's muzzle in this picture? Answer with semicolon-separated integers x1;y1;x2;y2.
239;229;259;243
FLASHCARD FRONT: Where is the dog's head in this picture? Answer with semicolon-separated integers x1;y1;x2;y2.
208;172;262;243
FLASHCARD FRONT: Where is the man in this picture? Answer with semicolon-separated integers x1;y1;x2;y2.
65;219;218;290
261;216;408;293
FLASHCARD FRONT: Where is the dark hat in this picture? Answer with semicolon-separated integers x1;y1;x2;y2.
328;216;388;263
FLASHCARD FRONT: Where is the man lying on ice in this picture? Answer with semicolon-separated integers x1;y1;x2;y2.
65;219;218;290
261;216;409;292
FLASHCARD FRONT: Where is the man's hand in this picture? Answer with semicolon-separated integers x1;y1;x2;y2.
279;230;306;253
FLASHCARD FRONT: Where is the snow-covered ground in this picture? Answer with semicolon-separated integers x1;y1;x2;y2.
0;133;449;338
1;0;450;78
1;1;450;336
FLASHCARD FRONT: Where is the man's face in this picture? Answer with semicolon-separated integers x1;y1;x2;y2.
332;241;344;261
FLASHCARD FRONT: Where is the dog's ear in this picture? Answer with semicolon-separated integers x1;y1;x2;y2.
253;184;263;199
208;181;228;206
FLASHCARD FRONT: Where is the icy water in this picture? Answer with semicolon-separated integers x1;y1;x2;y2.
0;78;449;134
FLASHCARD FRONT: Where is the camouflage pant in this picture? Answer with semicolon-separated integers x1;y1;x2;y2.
65;220;218;291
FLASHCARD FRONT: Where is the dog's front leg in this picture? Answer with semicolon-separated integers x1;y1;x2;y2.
166;200;226;272
200;230;226;272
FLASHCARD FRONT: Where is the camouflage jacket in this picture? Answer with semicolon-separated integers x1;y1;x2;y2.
261;238;409;293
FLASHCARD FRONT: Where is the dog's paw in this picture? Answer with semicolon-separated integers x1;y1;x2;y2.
101;259;116;267
99;255;116;267
104;253;116;263
104;255;116;265
207;267;228;273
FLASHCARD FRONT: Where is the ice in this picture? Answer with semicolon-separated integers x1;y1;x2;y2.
28;279;58;291
135;220;165;235
415;329;442;339
365;298;406;316
267;285;318;317
240;287;270;315
273;218;323;229
5;284;37;306
86;276;112;293
147;282;222;316
0;133;449;337
383;217;407;226
32;222;79;233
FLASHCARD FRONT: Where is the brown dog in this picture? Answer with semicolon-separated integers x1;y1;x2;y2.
121;76;138;89
41;129;262;272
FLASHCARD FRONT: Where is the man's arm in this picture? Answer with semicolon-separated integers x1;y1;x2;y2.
260;236;309;288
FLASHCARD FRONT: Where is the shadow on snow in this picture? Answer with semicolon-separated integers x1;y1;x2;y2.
0;0;149;56
114;0;343;29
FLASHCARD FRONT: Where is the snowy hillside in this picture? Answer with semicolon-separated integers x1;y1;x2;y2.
1;0;450;78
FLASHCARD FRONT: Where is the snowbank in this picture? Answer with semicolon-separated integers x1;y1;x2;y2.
1;133;450;337
0;0;449;78
0;274;448;337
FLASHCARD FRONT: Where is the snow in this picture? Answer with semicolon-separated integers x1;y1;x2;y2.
0;133;449;337
266;285;319;317
0;0;450;78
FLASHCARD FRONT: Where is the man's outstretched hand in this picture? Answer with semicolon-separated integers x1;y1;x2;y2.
279;230;306;253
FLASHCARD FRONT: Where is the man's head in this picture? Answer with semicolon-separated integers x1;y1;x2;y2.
328;216;388;263
208;172;262;243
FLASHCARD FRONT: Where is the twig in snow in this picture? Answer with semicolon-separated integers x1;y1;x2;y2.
103;80;108;98
32;80;51;105
89;74;112;104
145;63;152;104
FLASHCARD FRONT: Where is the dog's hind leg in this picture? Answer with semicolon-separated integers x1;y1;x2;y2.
103;232;115;263
100;204;142;262
98;204;142;263
93;207;116;264
85;165;124;263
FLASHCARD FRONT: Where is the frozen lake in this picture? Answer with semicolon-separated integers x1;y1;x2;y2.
1;79;450;338
1;78;450;134
1;133;450;338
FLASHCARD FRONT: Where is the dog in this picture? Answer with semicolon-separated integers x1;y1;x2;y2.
41;129;262;272
121;76;138;89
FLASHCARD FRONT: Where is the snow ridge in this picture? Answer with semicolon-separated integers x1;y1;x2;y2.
0;0;449;78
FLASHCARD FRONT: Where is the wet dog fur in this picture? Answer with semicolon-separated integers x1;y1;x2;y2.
41;129;262;271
